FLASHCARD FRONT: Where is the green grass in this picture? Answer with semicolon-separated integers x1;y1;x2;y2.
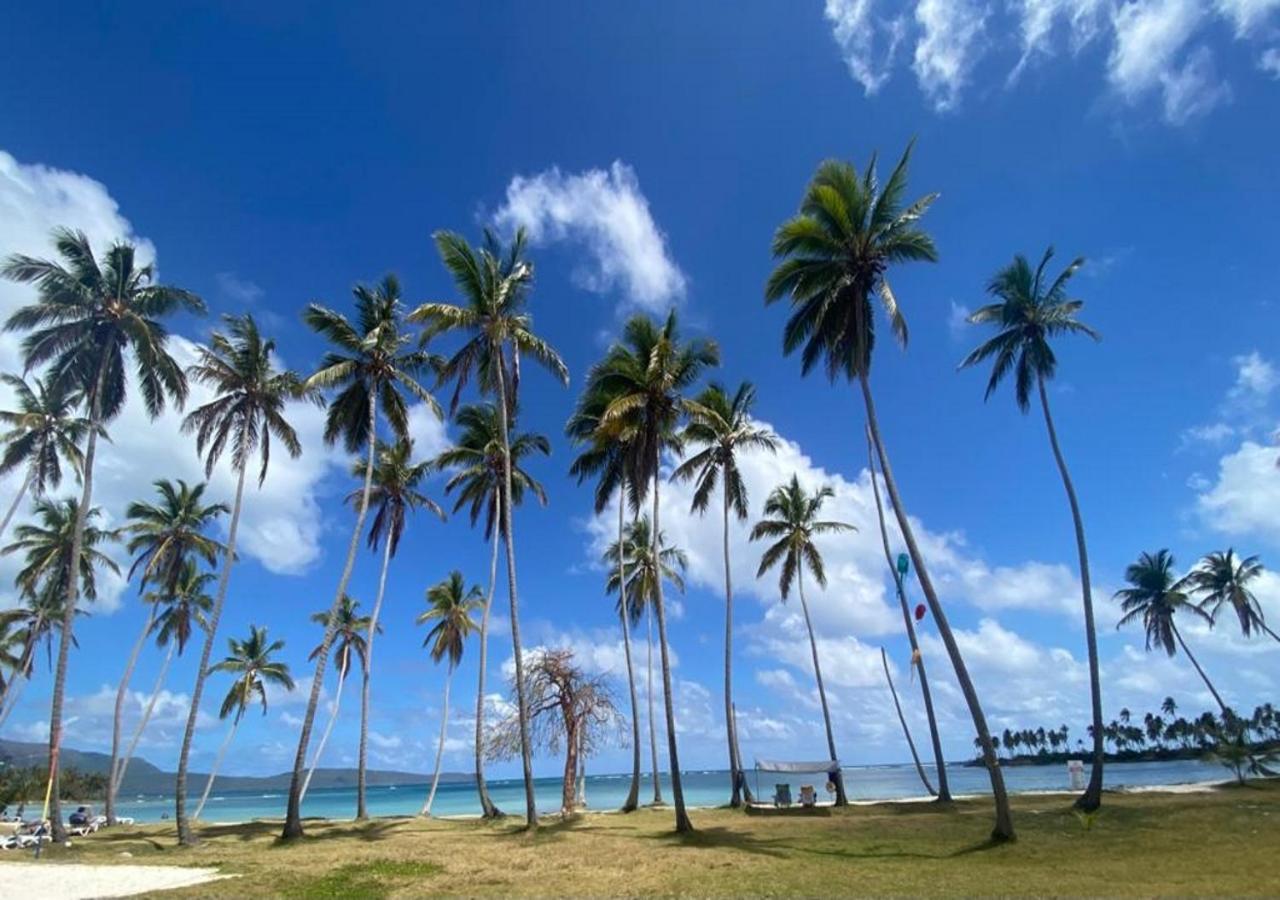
33;780;1280;897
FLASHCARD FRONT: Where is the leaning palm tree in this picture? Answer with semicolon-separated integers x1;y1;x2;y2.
176;313;310;845
750;475;853;805
109;479;227;823
673;381;776;806
1116;550;1228;713
302;595;374;803
194;626;294;820
0;591;65;728
604;515;687;808
433;402;549;818
3;228;203;841
410;228;568;828
349;438;442;818
0;372;92;538
417;571;481;816
1188;550;1276;642
765;146;1014;840
960;247;1106;810
283;276;439;839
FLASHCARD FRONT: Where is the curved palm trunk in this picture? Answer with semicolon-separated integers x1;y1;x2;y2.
422;666;453;816
1262;623;1280;644
176;462;247;846
193;717;240;821
881;647;935;796
106;606;157;824
617;489;641;813
356;534;394;819
0;469;34;541
721;480;745;807
474;527;502;818
1037;378;1106;811
860;372;1014;841
650;470;692;832
0;641;36;730
303;654;349;804
646;607;662;804
283;392;378;840
1172;624;1229;714
795;566;847;806
493;362;538;828
867;428;950;801
115;640;176;795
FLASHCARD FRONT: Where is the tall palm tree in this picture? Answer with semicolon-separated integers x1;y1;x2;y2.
109;479;227;824
176;313;310;845
0;372;92;538
0;591;67;728
302;595;374;803
282;277;438;839
604;515;687;807
960;247;1105;810
433;402;549;818
1116;550;1228;713
3;228;203;841
411;229;568;828
765;146;1015;840
349;438;442;818
750;475;853;805
417;571;481;816
194;626;294;820
672;381;777;806
865;428;950;800
1188;550;1276;642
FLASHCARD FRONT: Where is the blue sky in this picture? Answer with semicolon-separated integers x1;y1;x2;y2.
1;1;1278;781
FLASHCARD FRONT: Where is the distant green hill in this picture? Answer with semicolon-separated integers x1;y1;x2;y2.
0;739;472;796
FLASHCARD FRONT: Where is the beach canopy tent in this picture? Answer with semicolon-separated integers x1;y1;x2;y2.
753;758;840;802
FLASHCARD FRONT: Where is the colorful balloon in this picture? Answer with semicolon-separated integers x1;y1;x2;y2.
914;603;926;621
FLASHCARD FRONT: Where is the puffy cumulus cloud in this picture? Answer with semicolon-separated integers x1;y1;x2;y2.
823;0;907;95
1180;351;1277;455
492;162;686;315
1216;0;1280;36
912;0;989;111
1262;46;1280;76
932;557;1096;617
11;683;217;752
1194;442;1280;547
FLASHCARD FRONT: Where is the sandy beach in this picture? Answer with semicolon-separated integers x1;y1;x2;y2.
0;862;228;898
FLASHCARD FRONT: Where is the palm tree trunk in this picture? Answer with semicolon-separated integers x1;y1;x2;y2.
303;654;349;804
493;360;538;829
1172;624;1229;713
646;606;662;804
867;427;950;801
356;533;394;819
115;640;176;795
193;717;240;821
422;666;452;816
859;372;1014;841
650;468;692;832
881;647;935;796
176;462;247;846
0;468;33;541
283;393;378;840
106;606;156;825
722;478;744;808
45;358;106;844
618;489;641;814
796;566;847;806
474;526;502;818
1037;378;1106;812
0;638;36;730
1263;623;1280;644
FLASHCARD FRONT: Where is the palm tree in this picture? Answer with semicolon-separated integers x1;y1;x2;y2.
0;372;92;538
1188;550;1276;642
672;381;777;806
176;313;310;845
960;247;1105;810
3;228;203;841
194;626;294;820
604;515;687;808
1116;550;1228;714
417;571;481;816
866;426;951;801
434;402;549;818
302;595;374;803
283;277;439;840
0;591;65;728
750;475;853;805
109;479;227;823
765;146;1015;840
113;560;214;798
410;228;568;828
349;438;442;818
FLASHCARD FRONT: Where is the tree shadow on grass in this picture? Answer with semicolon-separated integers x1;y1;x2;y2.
642;827;791;859
272;819;403;847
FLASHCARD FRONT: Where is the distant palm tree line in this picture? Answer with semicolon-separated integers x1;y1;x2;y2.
0;143;1275;848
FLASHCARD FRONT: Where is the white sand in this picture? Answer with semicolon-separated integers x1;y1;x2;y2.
0;862;229;898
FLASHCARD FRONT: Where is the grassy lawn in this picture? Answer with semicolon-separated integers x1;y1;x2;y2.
31;781;1280;897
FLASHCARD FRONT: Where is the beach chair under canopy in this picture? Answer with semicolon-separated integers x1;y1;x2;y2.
753;758;841;807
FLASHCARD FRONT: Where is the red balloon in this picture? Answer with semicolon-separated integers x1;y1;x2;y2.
914;603;926;621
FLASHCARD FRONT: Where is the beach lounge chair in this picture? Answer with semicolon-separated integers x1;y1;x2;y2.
799;784;817;807
772;784;792;807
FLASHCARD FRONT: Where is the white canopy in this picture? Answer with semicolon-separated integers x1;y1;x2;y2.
753;758;840;774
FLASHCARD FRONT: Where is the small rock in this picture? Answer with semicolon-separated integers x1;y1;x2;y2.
120;851;133;858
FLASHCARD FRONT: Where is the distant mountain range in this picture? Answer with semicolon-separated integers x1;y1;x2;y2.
0;738;472;795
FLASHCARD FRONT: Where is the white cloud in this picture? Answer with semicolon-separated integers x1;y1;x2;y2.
912;0;988;111
947;301;972;341
1227;351;1278;407
1009;0;1107;78
214;272;264;304
1261;47;1280;76
823;0;907;95
1194;442;1280;547
1216;0;1280;35
492;162;686;314
1159;46;1232;123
